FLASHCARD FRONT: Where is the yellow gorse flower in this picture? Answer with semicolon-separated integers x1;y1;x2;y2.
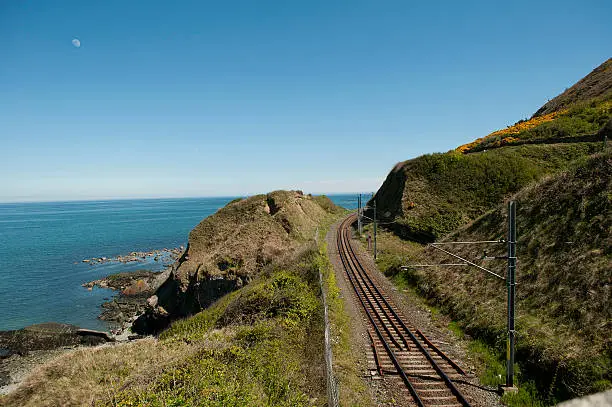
456;110;567;153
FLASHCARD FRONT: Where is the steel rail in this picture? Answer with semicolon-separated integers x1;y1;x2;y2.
340;214;472;407
336;216;426;407
341;226;412;351
367;330;384;377
415;329;467;376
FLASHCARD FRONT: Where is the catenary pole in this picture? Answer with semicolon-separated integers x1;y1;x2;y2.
373;200;377;260
358;194;362;235
506;201;517;388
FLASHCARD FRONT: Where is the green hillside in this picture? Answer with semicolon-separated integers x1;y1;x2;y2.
371;142;603;242
367;58;612;405
371;59;612;243
0;199;364;407
374;151;611;402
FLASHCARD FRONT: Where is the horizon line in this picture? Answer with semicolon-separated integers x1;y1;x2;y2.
0;191;371;205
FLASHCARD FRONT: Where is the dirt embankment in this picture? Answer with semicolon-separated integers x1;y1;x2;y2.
133;190;339;334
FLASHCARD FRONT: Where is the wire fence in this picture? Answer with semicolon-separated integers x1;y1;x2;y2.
319;265;340;407
316;228;340;407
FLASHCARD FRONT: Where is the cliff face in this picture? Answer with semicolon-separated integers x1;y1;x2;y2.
133;191;338;333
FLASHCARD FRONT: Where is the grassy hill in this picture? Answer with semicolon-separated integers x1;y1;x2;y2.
371;58;611;244
371;142;602;243
367;58;611;405
0;195;363;407
373;151;610;403
134;190;339;334
1;247;326;406
456;97;610;154
455;58;611;154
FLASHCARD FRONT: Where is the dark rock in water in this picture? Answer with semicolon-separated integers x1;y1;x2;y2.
83;269;171;329
0;322;108;355
83;270;169;330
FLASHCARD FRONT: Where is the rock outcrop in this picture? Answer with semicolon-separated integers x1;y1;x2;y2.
133;191;338;334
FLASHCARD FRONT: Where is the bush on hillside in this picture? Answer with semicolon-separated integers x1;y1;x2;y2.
373;143;601;242
457;97;611;153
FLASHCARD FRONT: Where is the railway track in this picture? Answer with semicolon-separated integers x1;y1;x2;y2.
336;214;473;407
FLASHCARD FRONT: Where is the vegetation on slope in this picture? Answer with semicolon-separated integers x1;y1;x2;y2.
368;59;611;405
372;151;611;404
0;194;351;407
371;142;603;242
456;58;612;154
135;190;339;334
533;58;612;117
457;97;611;153
1;246;328;407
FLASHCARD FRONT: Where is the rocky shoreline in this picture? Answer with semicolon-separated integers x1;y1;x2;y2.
0;322;113;394
1;248;183;395
80;246;184;333
83;269;171;334
80;246;183;265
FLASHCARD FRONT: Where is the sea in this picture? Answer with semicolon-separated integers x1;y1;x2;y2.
0;194;358;331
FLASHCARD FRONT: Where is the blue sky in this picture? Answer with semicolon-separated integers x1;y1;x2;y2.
1;1;610;202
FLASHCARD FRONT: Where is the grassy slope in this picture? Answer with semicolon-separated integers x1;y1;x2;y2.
373;152;611;404
456;58;611;154
533;58;612;117
1;247;326;407
457;96;611;154
1;199;357;407
135;191;337;334
372;142;603;242
369;60;611;404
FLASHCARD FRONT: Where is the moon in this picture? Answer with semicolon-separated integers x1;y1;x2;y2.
72;38;81;48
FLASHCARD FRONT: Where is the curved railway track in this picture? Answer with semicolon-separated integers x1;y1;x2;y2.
336;214;473;407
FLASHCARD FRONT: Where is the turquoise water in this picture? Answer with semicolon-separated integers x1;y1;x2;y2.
0;194;357;331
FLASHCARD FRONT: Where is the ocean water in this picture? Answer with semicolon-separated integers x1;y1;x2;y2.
0;194;357;331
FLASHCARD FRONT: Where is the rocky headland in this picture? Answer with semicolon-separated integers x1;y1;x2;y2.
0;191;340;400
133;190;338;334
